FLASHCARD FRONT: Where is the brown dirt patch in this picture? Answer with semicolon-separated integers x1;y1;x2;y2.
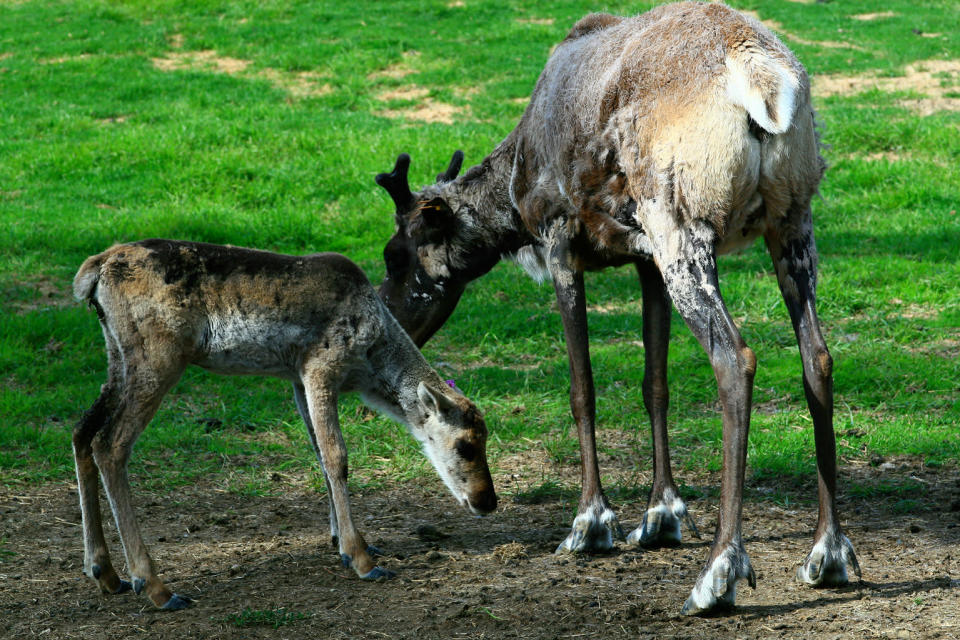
2;455;958;639
377;86;430;102
814;59;960;115
257;69;332;98
3;274;73;313
39;54;95;65
852;12;898;21
516;17;555;26
151;50;331;98
375;85;464;125
151;50;251;74
368;51;420;81
742;11;864;51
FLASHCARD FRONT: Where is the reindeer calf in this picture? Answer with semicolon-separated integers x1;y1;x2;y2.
72;239;497;610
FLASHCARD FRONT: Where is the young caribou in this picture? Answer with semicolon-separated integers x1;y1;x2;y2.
375;2;858;615
72;239;497;610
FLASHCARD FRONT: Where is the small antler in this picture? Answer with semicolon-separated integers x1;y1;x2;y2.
376;153;414;211
436;150;464;183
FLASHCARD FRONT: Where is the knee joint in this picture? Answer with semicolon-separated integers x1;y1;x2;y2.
740;346;757;378
815;349;833;379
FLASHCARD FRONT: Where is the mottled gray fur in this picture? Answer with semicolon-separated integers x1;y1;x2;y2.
71;239;495;609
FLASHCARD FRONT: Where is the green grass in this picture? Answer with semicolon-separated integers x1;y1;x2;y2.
1;1;958;503
219;607;310;629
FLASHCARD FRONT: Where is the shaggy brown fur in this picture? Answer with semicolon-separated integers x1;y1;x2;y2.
376;2;857;615
72;240;496;609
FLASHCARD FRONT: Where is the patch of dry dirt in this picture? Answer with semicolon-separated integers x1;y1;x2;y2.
367;51;420;81
814;59;960;115
3;275;73;313
150;50;331;99
2;457;958;639
851;12;898;21
374;85;464;125
152;50;251;75
742;10;864;51
516;18;555;26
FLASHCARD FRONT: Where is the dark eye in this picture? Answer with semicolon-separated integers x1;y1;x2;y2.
454;439;479;462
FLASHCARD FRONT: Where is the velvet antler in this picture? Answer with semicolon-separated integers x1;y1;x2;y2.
436;150;464;183
376;153;414;211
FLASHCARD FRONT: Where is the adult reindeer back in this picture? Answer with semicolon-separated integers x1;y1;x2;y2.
377;2;857;616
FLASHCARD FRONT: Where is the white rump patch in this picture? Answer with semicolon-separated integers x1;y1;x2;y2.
725;54;799;135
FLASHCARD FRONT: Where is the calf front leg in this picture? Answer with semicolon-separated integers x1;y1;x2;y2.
765;220;860;587
300;370;393;579
627;260;700;548
293;383;339;547
645;219;756;616
550;254;623;553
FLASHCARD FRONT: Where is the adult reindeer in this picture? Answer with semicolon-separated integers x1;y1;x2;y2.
375;2;859;615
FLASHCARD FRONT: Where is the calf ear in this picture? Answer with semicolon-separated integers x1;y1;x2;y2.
417;382;441;415
417;382;455;416
408;197;456;245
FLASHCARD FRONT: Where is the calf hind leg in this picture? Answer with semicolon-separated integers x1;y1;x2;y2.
626;261;700;548
92;357;191;610
765;219;860;587
74;331;131;595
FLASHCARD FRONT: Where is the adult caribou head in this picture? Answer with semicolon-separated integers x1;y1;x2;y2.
376;148;525;347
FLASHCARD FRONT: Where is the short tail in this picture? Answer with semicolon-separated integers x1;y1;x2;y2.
73;254;106;302
725;47;801;135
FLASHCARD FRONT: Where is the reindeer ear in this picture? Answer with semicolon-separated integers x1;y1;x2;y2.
407;197;456;244
417;382;455;416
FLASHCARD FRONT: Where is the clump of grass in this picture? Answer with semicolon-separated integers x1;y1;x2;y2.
220;607;309;629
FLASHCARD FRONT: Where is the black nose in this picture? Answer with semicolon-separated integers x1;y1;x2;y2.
470;487;498;514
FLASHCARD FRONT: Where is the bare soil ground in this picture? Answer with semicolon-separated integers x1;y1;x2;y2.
2;460;958;639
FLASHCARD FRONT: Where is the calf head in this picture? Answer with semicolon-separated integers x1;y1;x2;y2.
376;151;497;346
413;381;497;515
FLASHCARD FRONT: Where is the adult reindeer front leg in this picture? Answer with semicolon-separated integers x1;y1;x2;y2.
627;261;700;548
765;214;860;587
549;235;624;553
300;363;394;580
643;216;756;615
